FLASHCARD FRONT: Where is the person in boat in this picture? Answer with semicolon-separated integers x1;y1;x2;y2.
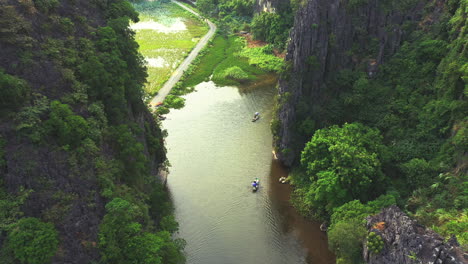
254;112;260;118
252;179;259;188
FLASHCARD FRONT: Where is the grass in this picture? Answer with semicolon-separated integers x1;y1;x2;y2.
132;1;208;95
239;44;284;72
177;34;268;90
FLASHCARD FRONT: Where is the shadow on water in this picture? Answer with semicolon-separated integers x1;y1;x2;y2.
268;160;335;264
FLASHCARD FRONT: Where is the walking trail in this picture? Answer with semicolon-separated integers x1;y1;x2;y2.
150;0;216;106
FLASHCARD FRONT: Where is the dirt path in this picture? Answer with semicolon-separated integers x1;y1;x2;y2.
150;0;216;106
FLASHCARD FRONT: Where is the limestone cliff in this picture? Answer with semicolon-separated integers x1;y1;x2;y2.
365;206;467;264
274;0;443;165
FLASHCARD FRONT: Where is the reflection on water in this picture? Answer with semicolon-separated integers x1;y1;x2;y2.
162;79;335;264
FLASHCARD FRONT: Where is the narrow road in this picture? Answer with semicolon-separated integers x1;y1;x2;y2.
150;0;216;106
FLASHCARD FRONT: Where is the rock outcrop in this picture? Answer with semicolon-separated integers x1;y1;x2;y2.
274;0;444;165
364;205;467;264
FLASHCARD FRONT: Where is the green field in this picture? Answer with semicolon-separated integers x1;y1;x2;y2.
132;1;208;95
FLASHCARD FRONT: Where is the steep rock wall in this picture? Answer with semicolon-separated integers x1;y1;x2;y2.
274;0;443;165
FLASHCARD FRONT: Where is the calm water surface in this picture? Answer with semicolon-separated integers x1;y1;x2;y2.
162;78;335;264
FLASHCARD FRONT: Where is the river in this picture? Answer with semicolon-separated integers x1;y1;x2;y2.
162;76;335;264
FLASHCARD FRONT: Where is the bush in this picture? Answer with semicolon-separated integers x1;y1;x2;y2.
45;101;90;148
0;69;30;113
367;232;384;254
3;217;58;264
240;45;284;72
222;66;249;80
164;95;185;109
33;0;59;13
328;219;367;264
400;158;435;189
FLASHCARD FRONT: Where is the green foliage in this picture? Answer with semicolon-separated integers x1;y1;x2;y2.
367;232;384;254
0;185;31;230
33;0;59;13
0;69;30;113
251;12;291;48
99;198;185;264
290;0;467;254
299;123;387;214
222;66;249;80
400;158;435;189
210;36;266;86
164;95;185;109
45;101;90;148
0;6;33;48
15;94;49;143
240;45;284;72
107;0;139;22
111;124;148;186
99;198;158;264
3;217;58;264
328;219;367;264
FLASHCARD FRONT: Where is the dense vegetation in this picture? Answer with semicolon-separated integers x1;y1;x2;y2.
0;0;184;263
196;0;292;48
283;0;467;262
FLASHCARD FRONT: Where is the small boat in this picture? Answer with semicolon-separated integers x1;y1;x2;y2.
252;112;260;122
252;178;260;192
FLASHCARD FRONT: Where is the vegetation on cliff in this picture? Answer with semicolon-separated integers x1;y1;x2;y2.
0;0;183;263
277;0;467;262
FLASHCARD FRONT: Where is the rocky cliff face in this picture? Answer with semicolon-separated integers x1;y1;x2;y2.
365;206;467;264
0;1;167;263
274;0;443;165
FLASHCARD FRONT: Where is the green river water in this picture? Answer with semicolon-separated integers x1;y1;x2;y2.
162;77;335;264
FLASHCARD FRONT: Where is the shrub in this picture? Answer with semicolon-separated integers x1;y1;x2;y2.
3;217;58;264
0;69;30;113
33;0;59;13
400;158;435;189
45;101;90;148
164;95;185;109
367;232;384;254
328;219;367;264
222;66;249;80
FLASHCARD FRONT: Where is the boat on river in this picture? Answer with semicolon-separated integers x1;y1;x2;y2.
252;178;260;192
252;112;260;122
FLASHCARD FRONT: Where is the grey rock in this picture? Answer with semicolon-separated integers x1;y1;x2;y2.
274;0;445;165
364;206;467;264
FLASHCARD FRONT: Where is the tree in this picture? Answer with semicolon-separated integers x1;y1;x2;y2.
3;217;58;264
328;219;367;264
99;198;168;264
0;69;29;113
300;122;387;214
45;101;90;148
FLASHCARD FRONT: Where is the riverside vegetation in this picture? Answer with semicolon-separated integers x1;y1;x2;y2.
0;0;184;263
156;0;286;114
